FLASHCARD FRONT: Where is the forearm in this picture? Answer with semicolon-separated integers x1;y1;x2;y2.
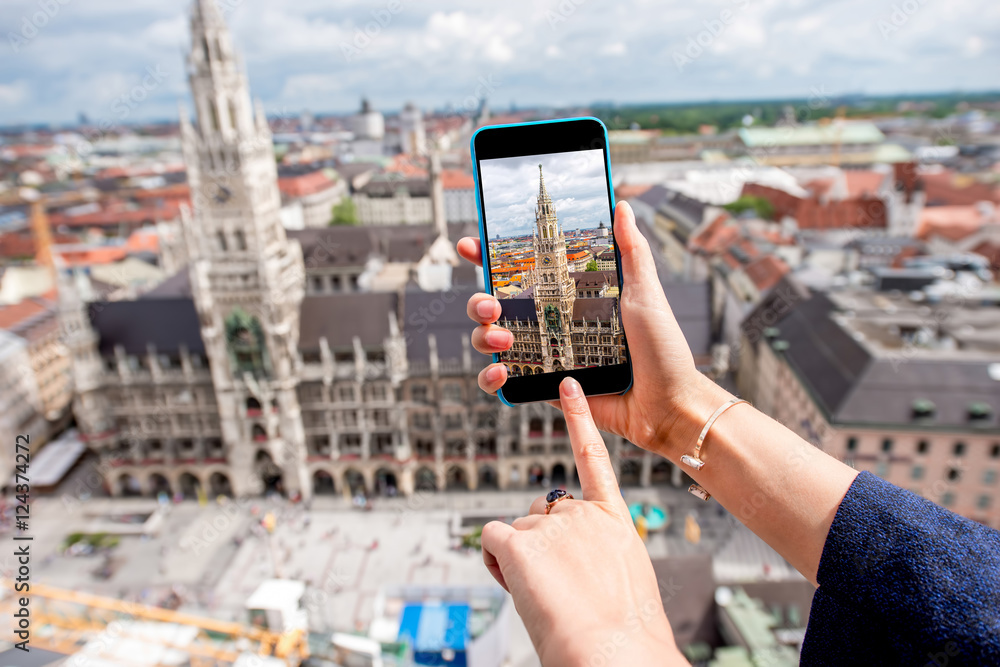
652;374;859;585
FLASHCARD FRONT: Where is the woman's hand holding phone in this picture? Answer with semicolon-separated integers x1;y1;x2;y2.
458;200;732;461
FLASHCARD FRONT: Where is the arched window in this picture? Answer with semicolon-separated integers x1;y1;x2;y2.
217;231;227;251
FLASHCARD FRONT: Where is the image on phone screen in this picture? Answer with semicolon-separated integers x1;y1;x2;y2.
478;149;626;378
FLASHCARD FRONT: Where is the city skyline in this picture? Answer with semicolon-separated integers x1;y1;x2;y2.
2;0;998;125
480;150;611;238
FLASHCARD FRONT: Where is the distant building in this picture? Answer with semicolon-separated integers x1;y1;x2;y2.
0;295;72;422
59;0;714;501
354;175;432;225
398;102;426;156
737;122;910;167
277;168;348;228
595;250;617;271
495;166;626;375
0;329;41;482
353;98;385;141
739;278;1000;529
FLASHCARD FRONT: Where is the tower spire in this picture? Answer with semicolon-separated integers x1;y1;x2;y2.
538;164;549;203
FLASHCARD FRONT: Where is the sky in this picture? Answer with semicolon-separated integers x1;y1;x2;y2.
1;0;999;126
480;149;611;238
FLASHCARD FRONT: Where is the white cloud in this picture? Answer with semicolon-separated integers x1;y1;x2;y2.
600;42;627;57
0;0;997;125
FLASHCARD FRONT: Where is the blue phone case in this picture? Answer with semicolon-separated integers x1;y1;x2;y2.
470;116;631;406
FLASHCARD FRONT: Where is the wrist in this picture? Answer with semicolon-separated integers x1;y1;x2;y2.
542;622;681;667
650;373;734;462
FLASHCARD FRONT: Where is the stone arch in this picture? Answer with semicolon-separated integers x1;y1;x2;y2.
551;463;567;487
344;468;366;495
246;396;262;413
117;473;142;497
415;466;437;492
208;472;233;497
251;424;267;441
446;465;469;490
528;417;544;434
651;460;672;485
312;469;336;496
178;471;202;499
255;449;284;494
527;462;546;486
374;467;398;496
533;366;543;374
147;472;172;497
552;417;566;435
619;459;641;487
478;464;498;489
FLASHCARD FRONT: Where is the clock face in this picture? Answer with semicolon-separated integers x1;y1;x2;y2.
212;184;233;204
542;256;552;266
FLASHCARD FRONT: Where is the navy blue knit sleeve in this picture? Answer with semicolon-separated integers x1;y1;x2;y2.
801;471;1000;666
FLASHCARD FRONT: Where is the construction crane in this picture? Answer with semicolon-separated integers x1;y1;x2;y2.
2;582;310;666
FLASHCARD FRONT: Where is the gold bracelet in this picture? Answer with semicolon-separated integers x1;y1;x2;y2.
681;398;749;501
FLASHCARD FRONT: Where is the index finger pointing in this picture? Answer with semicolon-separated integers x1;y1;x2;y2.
558;377;623;505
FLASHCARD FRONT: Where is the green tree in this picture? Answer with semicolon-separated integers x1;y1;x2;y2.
330;197;358;225
723;195;775;220
585;259;599;271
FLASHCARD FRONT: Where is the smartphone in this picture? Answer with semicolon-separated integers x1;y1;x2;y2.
471;117;633;405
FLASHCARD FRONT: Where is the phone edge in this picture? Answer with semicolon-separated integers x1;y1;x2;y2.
470;116;633;405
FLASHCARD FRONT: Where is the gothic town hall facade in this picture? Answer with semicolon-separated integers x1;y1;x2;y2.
59;0;703;501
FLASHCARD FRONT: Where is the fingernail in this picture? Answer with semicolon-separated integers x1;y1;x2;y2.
486;330;511;347
486;366;504;383
561;377;581;397
477;300;495;319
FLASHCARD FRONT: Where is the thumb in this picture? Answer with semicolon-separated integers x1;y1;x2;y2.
613;201;668;309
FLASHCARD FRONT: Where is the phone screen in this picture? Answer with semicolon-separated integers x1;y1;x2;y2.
478;148;626;379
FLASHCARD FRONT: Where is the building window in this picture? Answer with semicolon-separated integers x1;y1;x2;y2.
912;465;924;481
412;413;431;429
411;384;429;403
977;495;992;510
875;461;888;478
442;383;463;403
983;470;996;485
953;442;966;457
846;436;858;452
881;438;893;453
917;440;929;455
372;433;393;455
941;492;955;507
415;439;434;457
338;386;356;402
444;413;463;430
991;444;1000;459
948;468;961;482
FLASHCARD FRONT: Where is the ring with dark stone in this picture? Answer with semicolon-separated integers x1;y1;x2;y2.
544;489;574;514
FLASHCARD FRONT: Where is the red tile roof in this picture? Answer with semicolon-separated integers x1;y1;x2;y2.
916;205;988;241
49;202;181;228
0;297;50;331
615;183;654;201
441;169;474;191
922;172;1000;207
744;255;790;292
278;171;338;198
844;171;886;198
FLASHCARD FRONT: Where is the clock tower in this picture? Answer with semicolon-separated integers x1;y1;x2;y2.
532;165;576;371
180;0;309;499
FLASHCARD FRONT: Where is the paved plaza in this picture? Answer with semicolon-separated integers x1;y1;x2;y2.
6;479;799;666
